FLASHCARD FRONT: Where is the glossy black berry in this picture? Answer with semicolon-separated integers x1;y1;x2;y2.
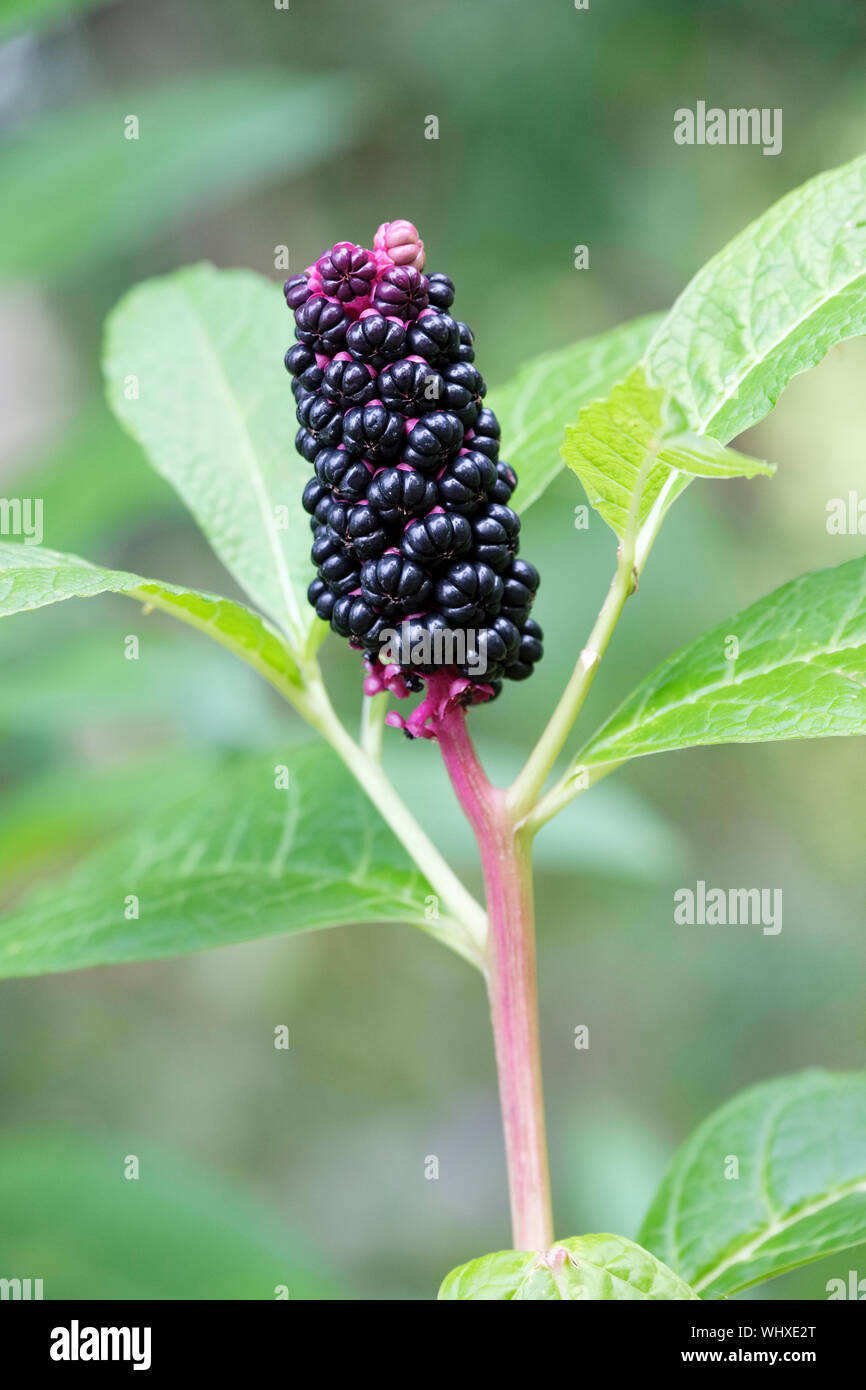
321;358;376;409
426;272;455;309
372;266;429;321
453;322;475;363
322;557;362;594
285;342;315;377
295;427;320;463
292;364;325;401
289;228;543;700
330;593;354;637
441;362;486;427
294;295;349;355
328;500;388;562
296;394;343;449
436;450;497;514
505;618;544;680
435;561;503;626
401;511;473;570
346;314;407;367
471;502;521;572
499;559;540;625
284;275;311;311
302;475;328;515
314;448;372;503
377;358;444;417
489;459;517;503
389;612;452;672
308;577;336;622
361;553;432;619
407;313;460;366
312;524;343;566
401;411;464;474
367;466;437;527
342;404;403;464
345;598;388;643
469;407;501;460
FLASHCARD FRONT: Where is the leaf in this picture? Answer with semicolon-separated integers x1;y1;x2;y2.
639;1070;866;1298
0;71;375;281
561;366;774;540
578;554;866;768
438;1234;699;1300
0;1133;342;1299
104;264;320;654
488;314;662;512
0;542;304;697
646;152;866;441
0;743;475;980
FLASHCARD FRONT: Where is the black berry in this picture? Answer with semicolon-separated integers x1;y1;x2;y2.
401;411;464;474
372;266;429;321
287;226;544;703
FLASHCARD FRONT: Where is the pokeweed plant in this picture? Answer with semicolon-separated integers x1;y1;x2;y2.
2;154;866;1301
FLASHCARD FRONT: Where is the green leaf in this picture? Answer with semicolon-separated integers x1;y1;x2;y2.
639;1070;866;1298
0;72;374;282
0;542;304;698
104;264;320;655
488;314;662;512
646;152;866;441
561;366;774;541
578;554;866;768
438;1234;699;1300
0;743;474;980
0;1133;342;1299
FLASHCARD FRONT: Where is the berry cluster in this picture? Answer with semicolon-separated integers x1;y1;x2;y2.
286;220;543;729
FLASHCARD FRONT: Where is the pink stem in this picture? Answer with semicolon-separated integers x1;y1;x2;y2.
437;697;554;1251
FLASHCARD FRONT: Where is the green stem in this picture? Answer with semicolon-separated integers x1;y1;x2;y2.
360;690;388;760
303;675;488;966
508;442;666;825
508;548;636;821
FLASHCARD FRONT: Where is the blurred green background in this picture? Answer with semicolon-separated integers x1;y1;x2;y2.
1;0;865;1300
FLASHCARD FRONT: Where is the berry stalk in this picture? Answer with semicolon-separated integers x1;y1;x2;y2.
436;689;554;1251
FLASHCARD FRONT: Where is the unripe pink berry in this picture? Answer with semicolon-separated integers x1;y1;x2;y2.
374;219;426;271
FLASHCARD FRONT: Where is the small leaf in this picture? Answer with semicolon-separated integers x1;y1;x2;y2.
578;554;866;767
488;314;662;512
561;366;774;541
646;152;866;441
639;1070;866;1298
438;1234;699;1300
104;263;320;653
0;744;473;979
0;542;304;696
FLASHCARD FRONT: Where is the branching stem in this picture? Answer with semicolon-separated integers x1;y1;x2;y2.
303;675;488;967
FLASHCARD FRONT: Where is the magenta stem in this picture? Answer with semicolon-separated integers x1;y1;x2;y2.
437;695;554;1251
